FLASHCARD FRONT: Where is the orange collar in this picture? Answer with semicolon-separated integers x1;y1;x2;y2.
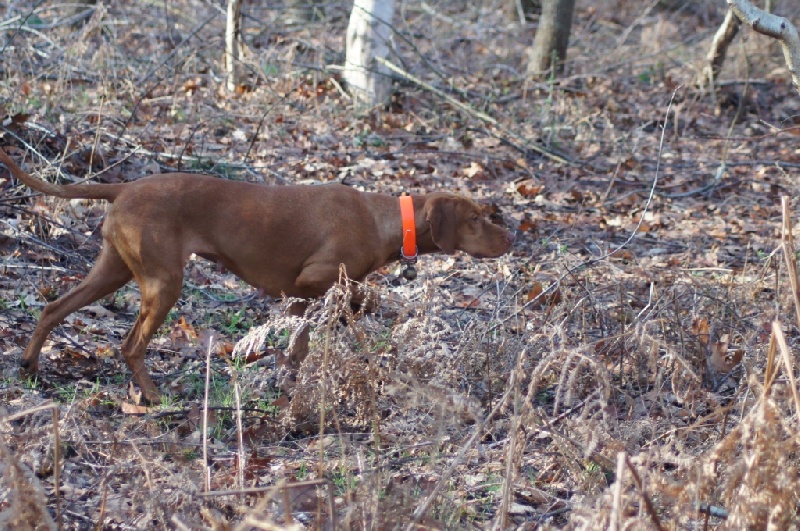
399;195;417;263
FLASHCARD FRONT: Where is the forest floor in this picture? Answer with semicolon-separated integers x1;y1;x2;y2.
2;0;800;528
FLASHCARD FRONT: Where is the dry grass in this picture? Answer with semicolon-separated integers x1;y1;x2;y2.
2;0;800;528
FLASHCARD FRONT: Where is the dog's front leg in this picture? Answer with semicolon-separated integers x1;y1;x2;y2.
119;274;183;404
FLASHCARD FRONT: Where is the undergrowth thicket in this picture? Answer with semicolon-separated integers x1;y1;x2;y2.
2;0;800;528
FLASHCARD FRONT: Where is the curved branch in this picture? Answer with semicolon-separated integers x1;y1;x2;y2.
728;0;800;94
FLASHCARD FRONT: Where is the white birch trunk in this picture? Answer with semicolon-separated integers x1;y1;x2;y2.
225;0;243;93
344;0;395;108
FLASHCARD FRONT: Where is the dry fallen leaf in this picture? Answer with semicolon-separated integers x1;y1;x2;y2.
692;317;710;347
516;179;544;198
128;381;142;406
526;281;562;308
462;161;484;178
169;316;198;345
709;334;744;373
121;401;153;415
610;249;633;261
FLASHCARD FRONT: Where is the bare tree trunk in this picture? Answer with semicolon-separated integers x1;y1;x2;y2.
225;0;243;93
728;0;800;95
527;0;576;77
344;0;396;109
697;9;740;89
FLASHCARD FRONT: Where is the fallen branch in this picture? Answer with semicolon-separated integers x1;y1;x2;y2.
375;57;572;165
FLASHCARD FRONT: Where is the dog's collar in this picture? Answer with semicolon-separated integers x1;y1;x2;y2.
399;195;418;280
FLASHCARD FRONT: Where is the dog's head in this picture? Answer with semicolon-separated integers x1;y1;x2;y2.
424;194;515;258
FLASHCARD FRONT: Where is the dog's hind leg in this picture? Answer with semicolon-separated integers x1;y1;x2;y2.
20;242;133;376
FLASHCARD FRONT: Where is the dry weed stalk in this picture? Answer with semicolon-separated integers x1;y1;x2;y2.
572;316;800;528
202;333;213;493
0;403;61;531
609;452;625;531
197;479;332;529
528;326;613;442
623;454;663;530
780;196;800;329
234;381;245;492
315;269;353;482
699;392;799;526
664;222;800;527
409;363;518;527
494;348;529;530
232;267;524;525
771;322;800;414
606;452;663;530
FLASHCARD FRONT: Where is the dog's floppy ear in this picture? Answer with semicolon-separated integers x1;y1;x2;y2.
425;197;457;254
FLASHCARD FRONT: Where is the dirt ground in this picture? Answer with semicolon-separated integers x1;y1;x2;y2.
2;0;800;528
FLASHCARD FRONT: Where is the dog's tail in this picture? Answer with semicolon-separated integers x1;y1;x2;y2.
0;146;123;201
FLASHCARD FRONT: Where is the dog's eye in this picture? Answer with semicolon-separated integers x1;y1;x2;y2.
471;213;480;223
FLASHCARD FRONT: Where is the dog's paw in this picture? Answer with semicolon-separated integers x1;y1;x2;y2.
18;357;40;377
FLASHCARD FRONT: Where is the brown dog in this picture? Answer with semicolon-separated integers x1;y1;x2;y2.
0;147;514;403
